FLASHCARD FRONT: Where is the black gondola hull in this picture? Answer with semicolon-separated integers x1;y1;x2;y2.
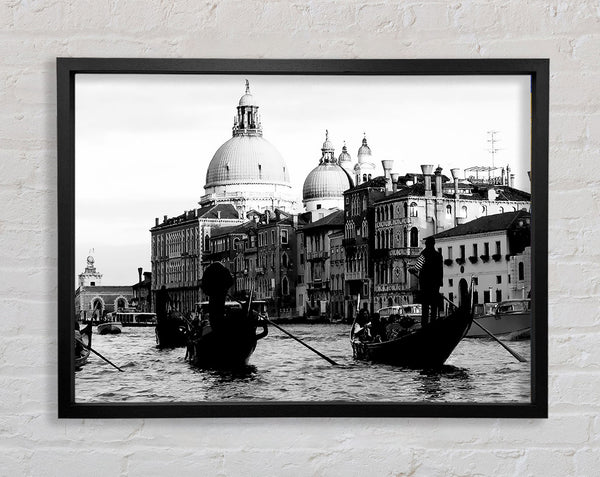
75;323;93;369
351;307;473;369
155;313;188;349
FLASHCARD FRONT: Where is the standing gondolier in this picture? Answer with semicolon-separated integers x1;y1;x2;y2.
409;236;443;327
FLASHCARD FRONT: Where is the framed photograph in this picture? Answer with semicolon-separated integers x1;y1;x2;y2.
58;58;548;418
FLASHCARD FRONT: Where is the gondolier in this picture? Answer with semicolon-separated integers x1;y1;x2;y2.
409;236;443;327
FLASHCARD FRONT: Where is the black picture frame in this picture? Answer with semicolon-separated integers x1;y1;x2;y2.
58;58;548;418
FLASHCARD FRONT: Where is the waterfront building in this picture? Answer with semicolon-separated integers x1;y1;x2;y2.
432;210;531;310
343;176;387;316
200;81;296;215
131;268;152;312
74;255;133;322
301;210;345;319
371;164;531;310
329;229;346;320
150;203;242;313
302;131;354;212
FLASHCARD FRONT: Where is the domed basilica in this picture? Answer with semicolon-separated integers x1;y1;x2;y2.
200;81;296;216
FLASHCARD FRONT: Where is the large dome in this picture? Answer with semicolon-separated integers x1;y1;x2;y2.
205;135;290;188
303;163;353;201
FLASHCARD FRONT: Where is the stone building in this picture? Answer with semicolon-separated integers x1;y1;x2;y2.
131;268;152;313
371;164;531;310
301;210;344;319
432;210;531;310
329;229;346;321
74;255;133;322
342;176;387;316
150;203;242;313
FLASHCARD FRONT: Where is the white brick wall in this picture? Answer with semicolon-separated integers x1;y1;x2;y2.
1;1;598;475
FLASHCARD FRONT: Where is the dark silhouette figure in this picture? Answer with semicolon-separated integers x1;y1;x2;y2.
201;262;234;332
410;236;443;327
155;285;171;320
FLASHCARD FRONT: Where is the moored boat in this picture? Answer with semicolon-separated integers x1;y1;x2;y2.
75;323;93;369
97;321;122;335
351;300;473;369
465;299;530;339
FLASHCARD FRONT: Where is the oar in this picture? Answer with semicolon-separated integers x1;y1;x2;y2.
439;294;527;363
262;316;338;366
76;338;124;372
227;295;338;366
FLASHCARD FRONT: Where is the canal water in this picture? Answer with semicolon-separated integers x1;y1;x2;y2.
75;324;530;403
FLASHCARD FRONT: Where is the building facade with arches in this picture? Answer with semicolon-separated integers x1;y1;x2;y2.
74;255;133;322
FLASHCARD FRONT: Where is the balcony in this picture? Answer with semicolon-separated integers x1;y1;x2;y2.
374;283;405;293
346;271;366;281
307;251;329;261
255;267;265;275
307;279;330;290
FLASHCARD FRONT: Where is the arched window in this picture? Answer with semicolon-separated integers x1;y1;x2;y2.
410;227;419;247
282;276;290;295
518;262;524;281
481;205;487;215
409;202;418;217
403;228;408;248
282;252;288;268
368;174;372;180
404;202;409;218
446;205;452;216
390;204;393;220
461;206;468;218
363;174;367;182
499;206;504;214
376;208;380;222
204;234;210;251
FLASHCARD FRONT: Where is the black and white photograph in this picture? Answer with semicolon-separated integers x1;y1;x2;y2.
60;60;547;417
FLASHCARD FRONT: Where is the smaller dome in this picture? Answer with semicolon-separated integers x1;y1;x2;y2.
239;79;257;107
357;135;372;161
338;142;351;164
303;163;352;201
321;129;334;153
239;93;256;107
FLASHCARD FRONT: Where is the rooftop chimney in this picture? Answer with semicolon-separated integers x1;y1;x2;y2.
138;267;143;284
421;165;434;197
527;170;531;182
163;215;167;223
390;173;399;193
450;168;461;199
381;160;394;192
510;173;515;188
434;165;443;198
155;217;159;226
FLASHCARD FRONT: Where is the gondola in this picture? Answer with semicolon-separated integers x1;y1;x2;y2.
155;310;188;348
75;323;93;369
186;306;268;369
351;298;473;369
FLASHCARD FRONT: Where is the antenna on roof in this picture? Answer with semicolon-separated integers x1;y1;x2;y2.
487;130;502;169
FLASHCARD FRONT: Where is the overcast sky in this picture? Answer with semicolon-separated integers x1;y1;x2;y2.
75;73;531;285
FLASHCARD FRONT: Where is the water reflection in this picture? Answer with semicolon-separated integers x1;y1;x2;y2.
415;365;472;401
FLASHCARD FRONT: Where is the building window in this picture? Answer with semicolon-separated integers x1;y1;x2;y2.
496;289;502;302
495;241;501;254
316;204;322;210
496;275;502;284
473;243;478;256
461;206;468;218
271;230;275;244
449;279;453;287
447;247;453;259
484;242;490;256
518;262;525;281
446;205;452;216
282;253;288;268
410;227;419;247
473;277;478;285
473;291;479;304
483;290;490;303
409;202;418;217
499;206;504;213
482;205;487;215
460;245;465;259
90;281;95;286
281;229;288;244
282;276;289;296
